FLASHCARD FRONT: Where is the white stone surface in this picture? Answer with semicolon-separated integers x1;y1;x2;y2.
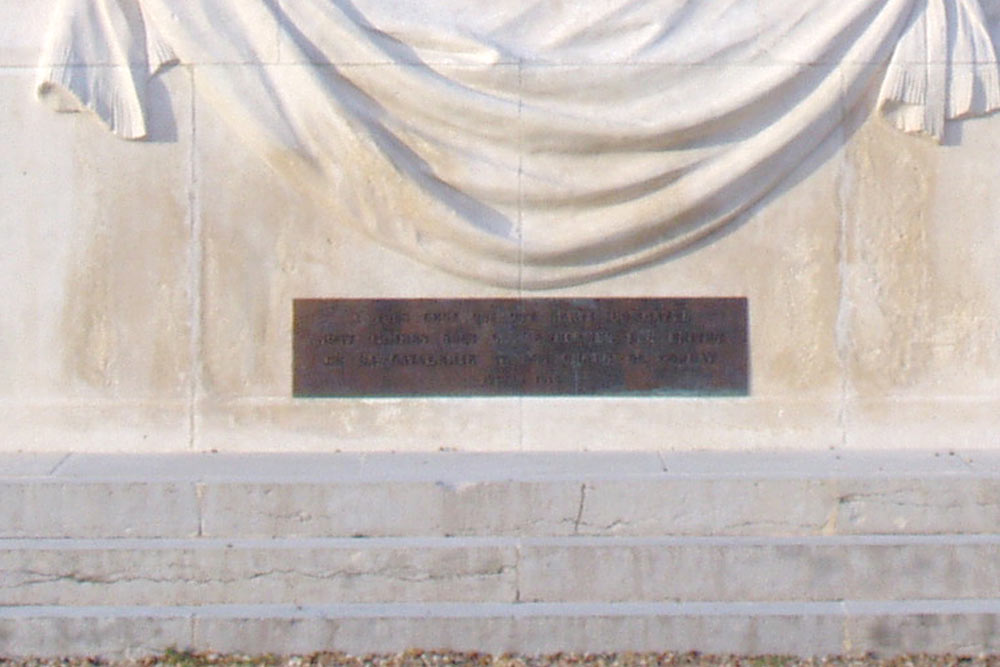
188;605;851;656
2;452;1000;656
1;56;193;452
0;609;193;660
0;482;199;538
10;601;1000;657
517;537;1000;603
6;2;1000;655
3;451;1000;539
4;535;1000;606
197;480;585;538
0;538;518;605
3;1;1000;452
31;0;1000;284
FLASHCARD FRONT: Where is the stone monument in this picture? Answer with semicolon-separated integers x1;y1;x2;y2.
4;0;1000;658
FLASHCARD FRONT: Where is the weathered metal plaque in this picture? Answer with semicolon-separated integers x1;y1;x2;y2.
293;298;748;397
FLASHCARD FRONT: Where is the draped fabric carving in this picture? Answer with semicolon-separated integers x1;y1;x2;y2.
38;0;1000;287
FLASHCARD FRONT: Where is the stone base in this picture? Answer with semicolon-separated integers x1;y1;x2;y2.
3;451;1000;657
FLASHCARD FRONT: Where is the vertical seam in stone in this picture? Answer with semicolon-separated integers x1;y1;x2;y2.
517;58;524;292
822;478;840;536
514;539;522;603
840;599;852;655
833;66;852;451
573;483;587;535
187;64;201;452
516;58;525;453
195;482;205;538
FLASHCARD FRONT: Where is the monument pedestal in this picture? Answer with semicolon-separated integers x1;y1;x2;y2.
5;451;1000;658
6;2;1000;657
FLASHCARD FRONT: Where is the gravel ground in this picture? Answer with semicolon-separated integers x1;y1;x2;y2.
3;653;1000;667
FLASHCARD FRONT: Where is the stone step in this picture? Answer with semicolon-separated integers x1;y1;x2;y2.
3;451;1000;538
3;535;1000;606
5;600;1000;658
5;452;1000;657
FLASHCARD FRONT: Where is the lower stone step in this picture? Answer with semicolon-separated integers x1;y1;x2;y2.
5;452;1000;657
3;536;1000;606
5;601;1000;658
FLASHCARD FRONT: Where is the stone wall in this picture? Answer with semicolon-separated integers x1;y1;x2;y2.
4;0;1000;453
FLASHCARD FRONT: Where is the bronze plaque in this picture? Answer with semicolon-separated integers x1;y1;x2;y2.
293;298;748;397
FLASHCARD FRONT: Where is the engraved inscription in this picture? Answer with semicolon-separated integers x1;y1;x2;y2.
293;298;748;397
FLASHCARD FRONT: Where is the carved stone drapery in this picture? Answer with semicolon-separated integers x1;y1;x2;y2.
38;0;1000;287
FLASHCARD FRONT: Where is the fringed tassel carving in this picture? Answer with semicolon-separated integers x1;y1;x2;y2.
879;0;1000;141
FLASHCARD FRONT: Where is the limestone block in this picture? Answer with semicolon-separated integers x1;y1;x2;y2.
0;609;192;659
517;538;1000;602
832;477;1000;534
0;539;518;605
574;470;1000;536
192;612;524;656
0;483;199;538
836;113;1000;449
198;480;583;537
0;62;193;451
190;605;846;656
843;601;1000;655
10;602;1000;657
840;118;1000;399
576;478;839;536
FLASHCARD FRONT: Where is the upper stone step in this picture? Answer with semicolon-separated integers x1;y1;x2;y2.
2;451;999;538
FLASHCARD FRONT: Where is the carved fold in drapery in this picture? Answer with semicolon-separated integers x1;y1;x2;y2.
37;0;175;139
37;0;1000;287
